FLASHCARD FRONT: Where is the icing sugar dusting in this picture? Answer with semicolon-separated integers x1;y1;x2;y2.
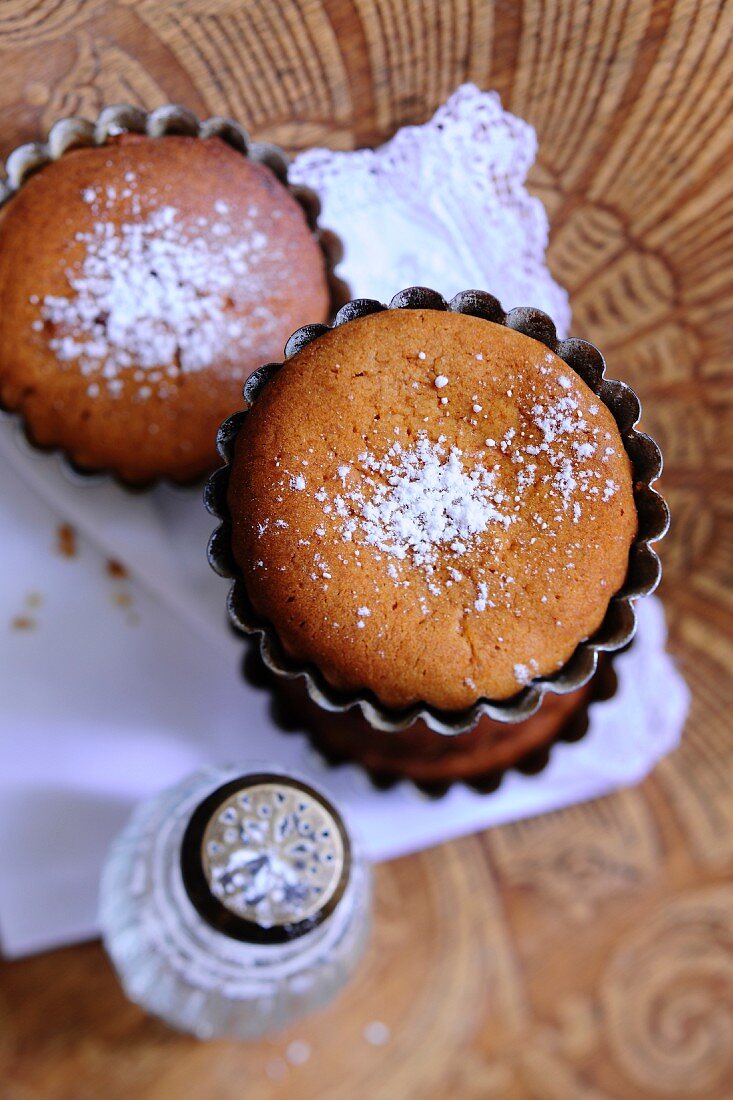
35;181;278;398
513;659;539;684
340;434;514;569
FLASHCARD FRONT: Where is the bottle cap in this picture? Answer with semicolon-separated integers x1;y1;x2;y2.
180;772;351;944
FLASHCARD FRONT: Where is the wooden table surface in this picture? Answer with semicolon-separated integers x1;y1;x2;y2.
1;2;732;1097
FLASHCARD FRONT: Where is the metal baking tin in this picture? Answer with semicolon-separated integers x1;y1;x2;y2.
241;632;621;799
0;103;348;490
206;287;669;735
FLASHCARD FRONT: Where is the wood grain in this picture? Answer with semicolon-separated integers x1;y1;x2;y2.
1;1;732;1097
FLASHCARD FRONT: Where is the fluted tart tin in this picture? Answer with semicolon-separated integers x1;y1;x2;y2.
206;287;669;736
0;103;349;490
241;636;621;799
99;765;371;1040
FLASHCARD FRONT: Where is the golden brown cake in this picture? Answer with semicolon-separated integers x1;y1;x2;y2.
228;308;637;711
0;134;330;484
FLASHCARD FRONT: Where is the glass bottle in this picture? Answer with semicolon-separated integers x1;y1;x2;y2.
99;764;372;1039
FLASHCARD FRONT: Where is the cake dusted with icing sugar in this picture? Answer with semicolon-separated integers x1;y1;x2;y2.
39;198;272;380
0;134;329;483
228;308;637;710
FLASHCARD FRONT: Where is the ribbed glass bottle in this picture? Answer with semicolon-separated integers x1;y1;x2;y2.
99;764;372;1039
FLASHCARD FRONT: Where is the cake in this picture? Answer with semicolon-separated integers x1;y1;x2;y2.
0;133;331;484
227;308;637;709
209;291;663;789
245;636;617;793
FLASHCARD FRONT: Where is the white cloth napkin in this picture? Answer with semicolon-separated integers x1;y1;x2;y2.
0;86;689;958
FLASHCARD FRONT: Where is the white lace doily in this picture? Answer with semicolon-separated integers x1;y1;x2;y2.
291;84;571;330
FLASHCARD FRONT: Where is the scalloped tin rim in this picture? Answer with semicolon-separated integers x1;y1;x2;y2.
208;289;668;735
245;641;620;799
0;102;349;492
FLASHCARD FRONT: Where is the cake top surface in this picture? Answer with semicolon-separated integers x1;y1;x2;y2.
228;308;637;710
4;135;307;400
39;182;272;382
0;134;329;483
